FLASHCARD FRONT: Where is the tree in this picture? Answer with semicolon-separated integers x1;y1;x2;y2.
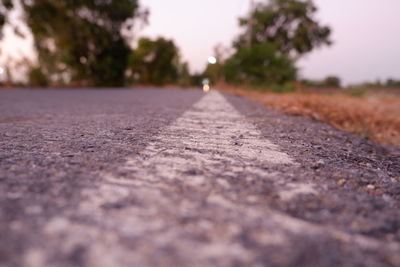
237;0;332;57
19;0;147;86
203;44;229;84
204;62;221;85
28;67;49;87
190;73;206;88
129;37;180;86
0;0;13;42
223;0;331;86
178;62;191;87
0;0;13;29
324;76;341;88
224;42;296;86
386;79;400;88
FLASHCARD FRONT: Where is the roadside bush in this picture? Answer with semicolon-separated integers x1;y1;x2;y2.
223;43;297;87
271;83;295;93
28;67;49;87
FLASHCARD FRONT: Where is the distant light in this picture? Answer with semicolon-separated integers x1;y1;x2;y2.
203;84;210;92
80;56;87;64
208;56;217;65
0;67;4;75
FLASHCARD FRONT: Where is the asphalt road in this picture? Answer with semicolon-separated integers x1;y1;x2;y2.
0;88;399;267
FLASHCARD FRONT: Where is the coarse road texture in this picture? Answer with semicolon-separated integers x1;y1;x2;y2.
1;89;399;267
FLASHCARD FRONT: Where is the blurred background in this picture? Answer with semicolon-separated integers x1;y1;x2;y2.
0;0;399;145
0;0;399;88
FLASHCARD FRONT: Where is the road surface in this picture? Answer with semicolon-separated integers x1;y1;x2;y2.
0;88;399;267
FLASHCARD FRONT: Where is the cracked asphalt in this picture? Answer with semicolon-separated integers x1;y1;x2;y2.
0;88;399;267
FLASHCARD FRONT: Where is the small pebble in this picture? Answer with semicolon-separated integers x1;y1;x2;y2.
366;184;375;190
311;159;325;170
337;179;347;186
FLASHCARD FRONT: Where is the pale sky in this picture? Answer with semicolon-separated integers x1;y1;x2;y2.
1;0;400;84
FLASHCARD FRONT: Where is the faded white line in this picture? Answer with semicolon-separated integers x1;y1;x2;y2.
278;183;318;201
122;90;294;177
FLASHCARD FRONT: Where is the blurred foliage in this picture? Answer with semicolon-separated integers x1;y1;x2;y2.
385;79;400;88
236;0;332;56
129;37;180;86
190;73;207;88
28;66;49;87
203;45;227;84
204;62;222;85
301;75;342;88
1;0;340;89
178;62;192;87
1;1;192;88
0;0;13;25
0;0;13;37
344;87;368;97
20;0;147;87
223;43;296;86
324;76;341;88
348;79;400;89
271;83;295;93
216;0;331;88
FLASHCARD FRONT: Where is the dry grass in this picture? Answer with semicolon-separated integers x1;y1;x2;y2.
220;86;400;146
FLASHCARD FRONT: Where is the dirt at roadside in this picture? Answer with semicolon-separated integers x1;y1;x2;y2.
221;87;400;146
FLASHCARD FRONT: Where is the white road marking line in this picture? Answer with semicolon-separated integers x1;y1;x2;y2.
120;90;294;181
278;183;318;201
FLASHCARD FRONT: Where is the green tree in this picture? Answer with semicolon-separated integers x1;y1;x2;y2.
129;37;180;86
19;0;147;86
224;43;296;86
0;0;13;31
190;73;206;88
178;62;191;87
237;0;332;56
204;62;221;85
223;0;331;86
386;79;400;88
28;66;49;87
0;0;13;49
203;45;228;84
324;76;341;88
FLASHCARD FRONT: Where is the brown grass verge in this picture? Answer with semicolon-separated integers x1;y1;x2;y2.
219;86;400;147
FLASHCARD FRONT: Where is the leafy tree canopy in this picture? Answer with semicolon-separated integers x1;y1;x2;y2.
0;0;13;35
20;0;147;86
177;62;191;87
224;42;296;86
219;0;331;87
324;76;341;88
129;37;180;86
237;0;332;57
